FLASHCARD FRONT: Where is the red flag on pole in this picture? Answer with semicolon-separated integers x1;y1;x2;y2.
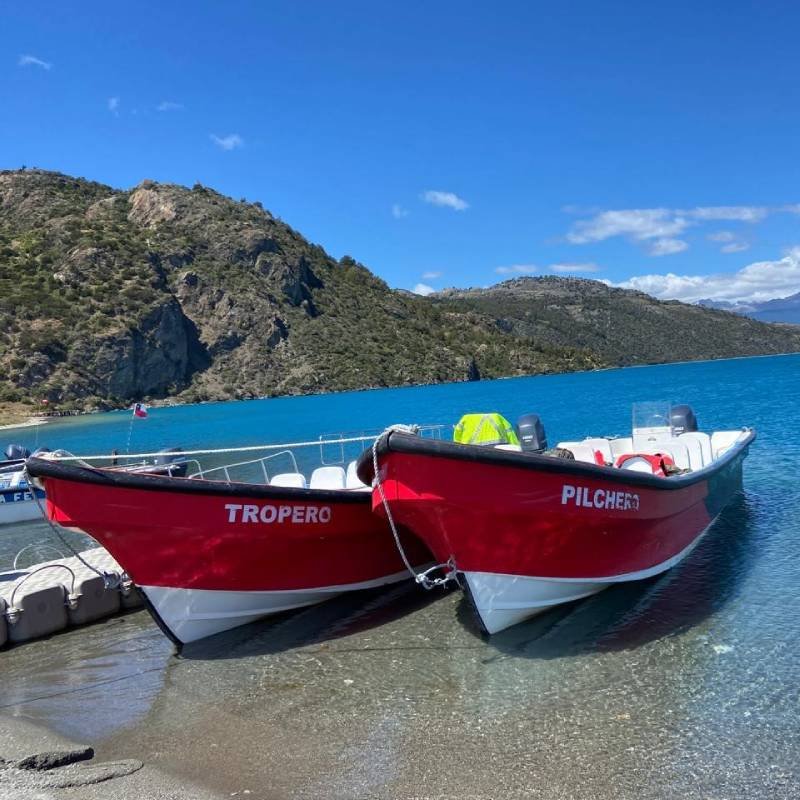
132;402;148;419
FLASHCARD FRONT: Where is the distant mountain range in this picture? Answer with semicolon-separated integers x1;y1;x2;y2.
698;293;800;324
1;169;800;411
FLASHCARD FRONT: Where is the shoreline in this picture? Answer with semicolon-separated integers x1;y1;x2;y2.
2;350;799;430
0;417;50;432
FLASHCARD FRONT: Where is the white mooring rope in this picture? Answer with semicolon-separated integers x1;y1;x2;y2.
23;466;123;590
371;425;456;590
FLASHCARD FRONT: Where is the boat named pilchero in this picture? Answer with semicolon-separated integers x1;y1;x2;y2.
358;404;755;634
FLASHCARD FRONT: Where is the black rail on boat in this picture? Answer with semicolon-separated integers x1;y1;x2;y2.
357;429;756;490
25;457;370;503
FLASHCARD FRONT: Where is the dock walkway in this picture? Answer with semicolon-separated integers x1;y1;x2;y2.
0;547;143;646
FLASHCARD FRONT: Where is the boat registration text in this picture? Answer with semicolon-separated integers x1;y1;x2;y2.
225;503;332;524
0;490;35;504
561;484;640;511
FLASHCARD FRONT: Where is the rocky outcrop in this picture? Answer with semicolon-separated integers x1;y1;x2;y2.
127;184;177;227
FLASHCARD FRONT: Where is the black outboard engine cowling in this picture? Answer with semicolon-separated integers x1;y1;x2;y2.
516;414;548;452
670;404;698;435
4;444;30;461
154;447;188;478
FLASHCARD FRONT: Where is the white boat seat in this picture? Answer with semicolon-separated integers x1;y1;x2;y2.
561;443;602;465
679;432;712;466
495;444;522;451
309;466;346;490
345;461;368;489
582;438;613;465
609;437;634;458
645;442;690;470
270;472;307;488
676;436;704;470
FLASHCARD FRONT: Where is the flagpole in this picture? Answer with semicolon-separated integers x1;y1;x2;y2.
125;406;135;457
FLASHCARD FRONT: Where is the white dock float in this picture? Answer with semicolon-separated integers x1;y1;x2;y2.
0;547;144;646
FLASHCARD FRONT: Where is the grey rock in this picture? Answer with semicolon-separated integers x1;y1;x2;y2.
15;746;94;771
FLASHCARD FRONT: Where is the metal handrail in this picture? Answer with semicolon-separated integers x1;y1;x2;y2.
318;423;449;464
187;450;299;483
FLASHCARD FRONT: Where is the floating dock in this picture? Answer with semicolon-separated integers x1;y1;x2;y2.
0;547;143;647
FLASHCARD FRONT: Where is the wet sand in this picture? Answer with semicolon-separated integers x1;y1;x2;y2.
1;501;799;800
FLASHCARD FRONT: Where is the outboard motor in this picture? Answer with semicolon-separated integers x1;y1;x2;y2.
154;447;188;478
670;404;698;436
4;444;30;462
516;414;548;453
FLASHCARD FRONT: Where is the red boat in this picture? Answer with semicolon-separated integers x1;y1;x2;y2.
26;448;431;645
358;405;755;634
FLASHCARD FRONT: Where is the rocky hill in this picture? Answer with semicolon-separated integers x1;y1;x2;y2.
0;170;597;409
435;278;800;365
1;169;798;411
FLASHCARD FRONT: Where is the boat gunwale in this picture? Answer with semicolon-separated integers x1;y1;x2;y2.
24;457;371;504
358;428;756;490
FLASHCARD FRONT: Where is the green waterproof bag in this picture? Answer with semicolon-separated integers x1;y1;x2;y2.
452;413;520;446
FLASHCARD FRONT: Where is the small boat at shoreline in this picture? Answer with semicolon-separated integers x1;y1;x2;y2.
26;438;433;644
1;445;48;525
0;446;190;527
358;404;755;634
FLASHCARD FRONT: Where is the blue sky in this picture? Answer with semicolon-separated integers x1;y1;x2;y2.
3;0;800;303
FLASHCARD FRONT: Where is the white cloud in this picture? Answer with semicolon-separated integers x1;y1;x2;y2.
615;246;800;304
707;231;735;243
421;190;469;211
108;96;120;113
412;283;435;296
18;54;51;70
649;238;689;256
549;262;601;274
707;231;749;253
721;242;750;254
210;133;243;151
690;206;767;222
157;101;184;111
422;271;442;279
495;264;538;275
566;205;773;256
391;203;409;219
567;209;690;245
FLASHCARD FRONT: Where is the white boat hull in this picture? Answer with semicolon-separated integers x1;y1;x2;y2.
141;568;414;644
461;522;713;634
0;489;43;526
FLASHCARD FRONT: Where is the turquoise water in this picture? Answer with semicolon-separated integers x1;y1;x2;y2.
7;353;796;459
2;354;799;796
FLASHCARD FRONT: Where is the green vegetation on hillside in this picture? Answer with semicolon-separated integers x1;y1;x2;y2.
0;169;798;413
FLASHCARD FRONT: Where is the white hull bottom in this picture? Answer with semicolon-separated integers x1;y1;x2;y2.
0;498;41;526
462;522;715;634
141;568;414;644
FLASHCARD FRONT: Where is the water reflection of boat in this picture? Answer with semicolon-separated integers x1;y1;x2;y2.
360;404;755;634
26;437;433;645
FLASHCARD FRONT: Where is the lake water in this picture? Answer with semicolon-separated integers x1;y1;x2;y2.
1;354;799;798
